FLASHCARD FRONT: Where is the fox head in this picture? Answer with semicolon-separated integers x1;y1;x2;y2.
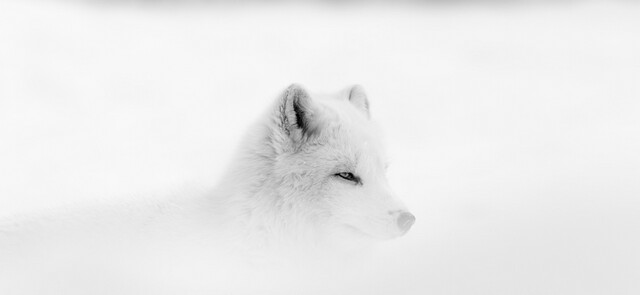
262;84;415;242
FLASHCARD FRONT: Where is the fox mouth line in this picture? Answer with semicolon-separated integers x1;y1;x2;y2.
342;224;390;240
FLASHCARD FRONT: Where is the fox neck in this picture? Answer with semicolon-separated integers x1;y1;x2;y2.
212;120;305;233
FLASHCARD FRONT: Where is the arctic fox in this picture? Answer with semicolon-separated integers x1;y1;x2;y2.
0;84;415;293
0;84;414;263
210;84;415;252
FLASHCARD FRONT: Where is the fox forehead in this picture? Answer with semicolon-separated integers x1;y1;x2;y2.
310;98;388;171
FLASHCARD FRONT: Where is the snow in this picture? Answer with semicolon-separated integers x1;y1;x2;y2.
1;0;639;294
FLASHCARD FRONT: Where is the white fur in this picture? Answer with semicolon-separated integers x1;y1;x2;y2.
206;84;411;256
2;84;411;250
0;85;412;293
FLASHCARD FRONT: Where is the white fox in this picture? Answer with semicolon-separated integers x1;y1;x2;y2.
210;84;415;252
0;84;415;293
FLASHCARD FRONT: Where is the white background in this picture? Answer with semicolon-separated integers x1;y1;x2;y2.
1;1;639;294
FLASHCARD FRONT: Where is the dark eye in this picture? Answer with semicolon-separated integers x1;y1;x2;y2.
335;172;360;184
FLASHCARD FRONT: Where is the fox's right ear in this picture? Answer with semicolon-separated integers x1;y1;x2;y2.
275;84;319;144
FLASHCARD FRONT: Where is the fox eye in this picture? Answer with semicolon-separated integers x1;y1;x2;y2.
335;172;360;184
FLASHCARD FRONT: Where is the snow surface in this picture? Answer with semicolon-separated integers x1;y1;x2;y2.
1;0;639;294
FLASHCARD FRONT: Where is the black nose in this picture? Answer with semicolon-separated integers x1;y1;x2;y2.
397;211;415;232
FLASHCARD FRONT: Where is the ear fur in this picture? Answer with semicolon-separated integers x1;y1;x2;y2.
348;85;370;118
277;84;318;143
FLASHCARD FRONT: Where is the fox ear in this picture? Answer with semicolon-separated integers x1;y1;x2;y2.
348;85;370;118
277;84;318;143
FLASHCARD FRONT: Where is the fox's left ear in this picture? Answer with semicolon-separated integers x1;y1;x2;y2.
276;84;319;144
348;85;370;118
